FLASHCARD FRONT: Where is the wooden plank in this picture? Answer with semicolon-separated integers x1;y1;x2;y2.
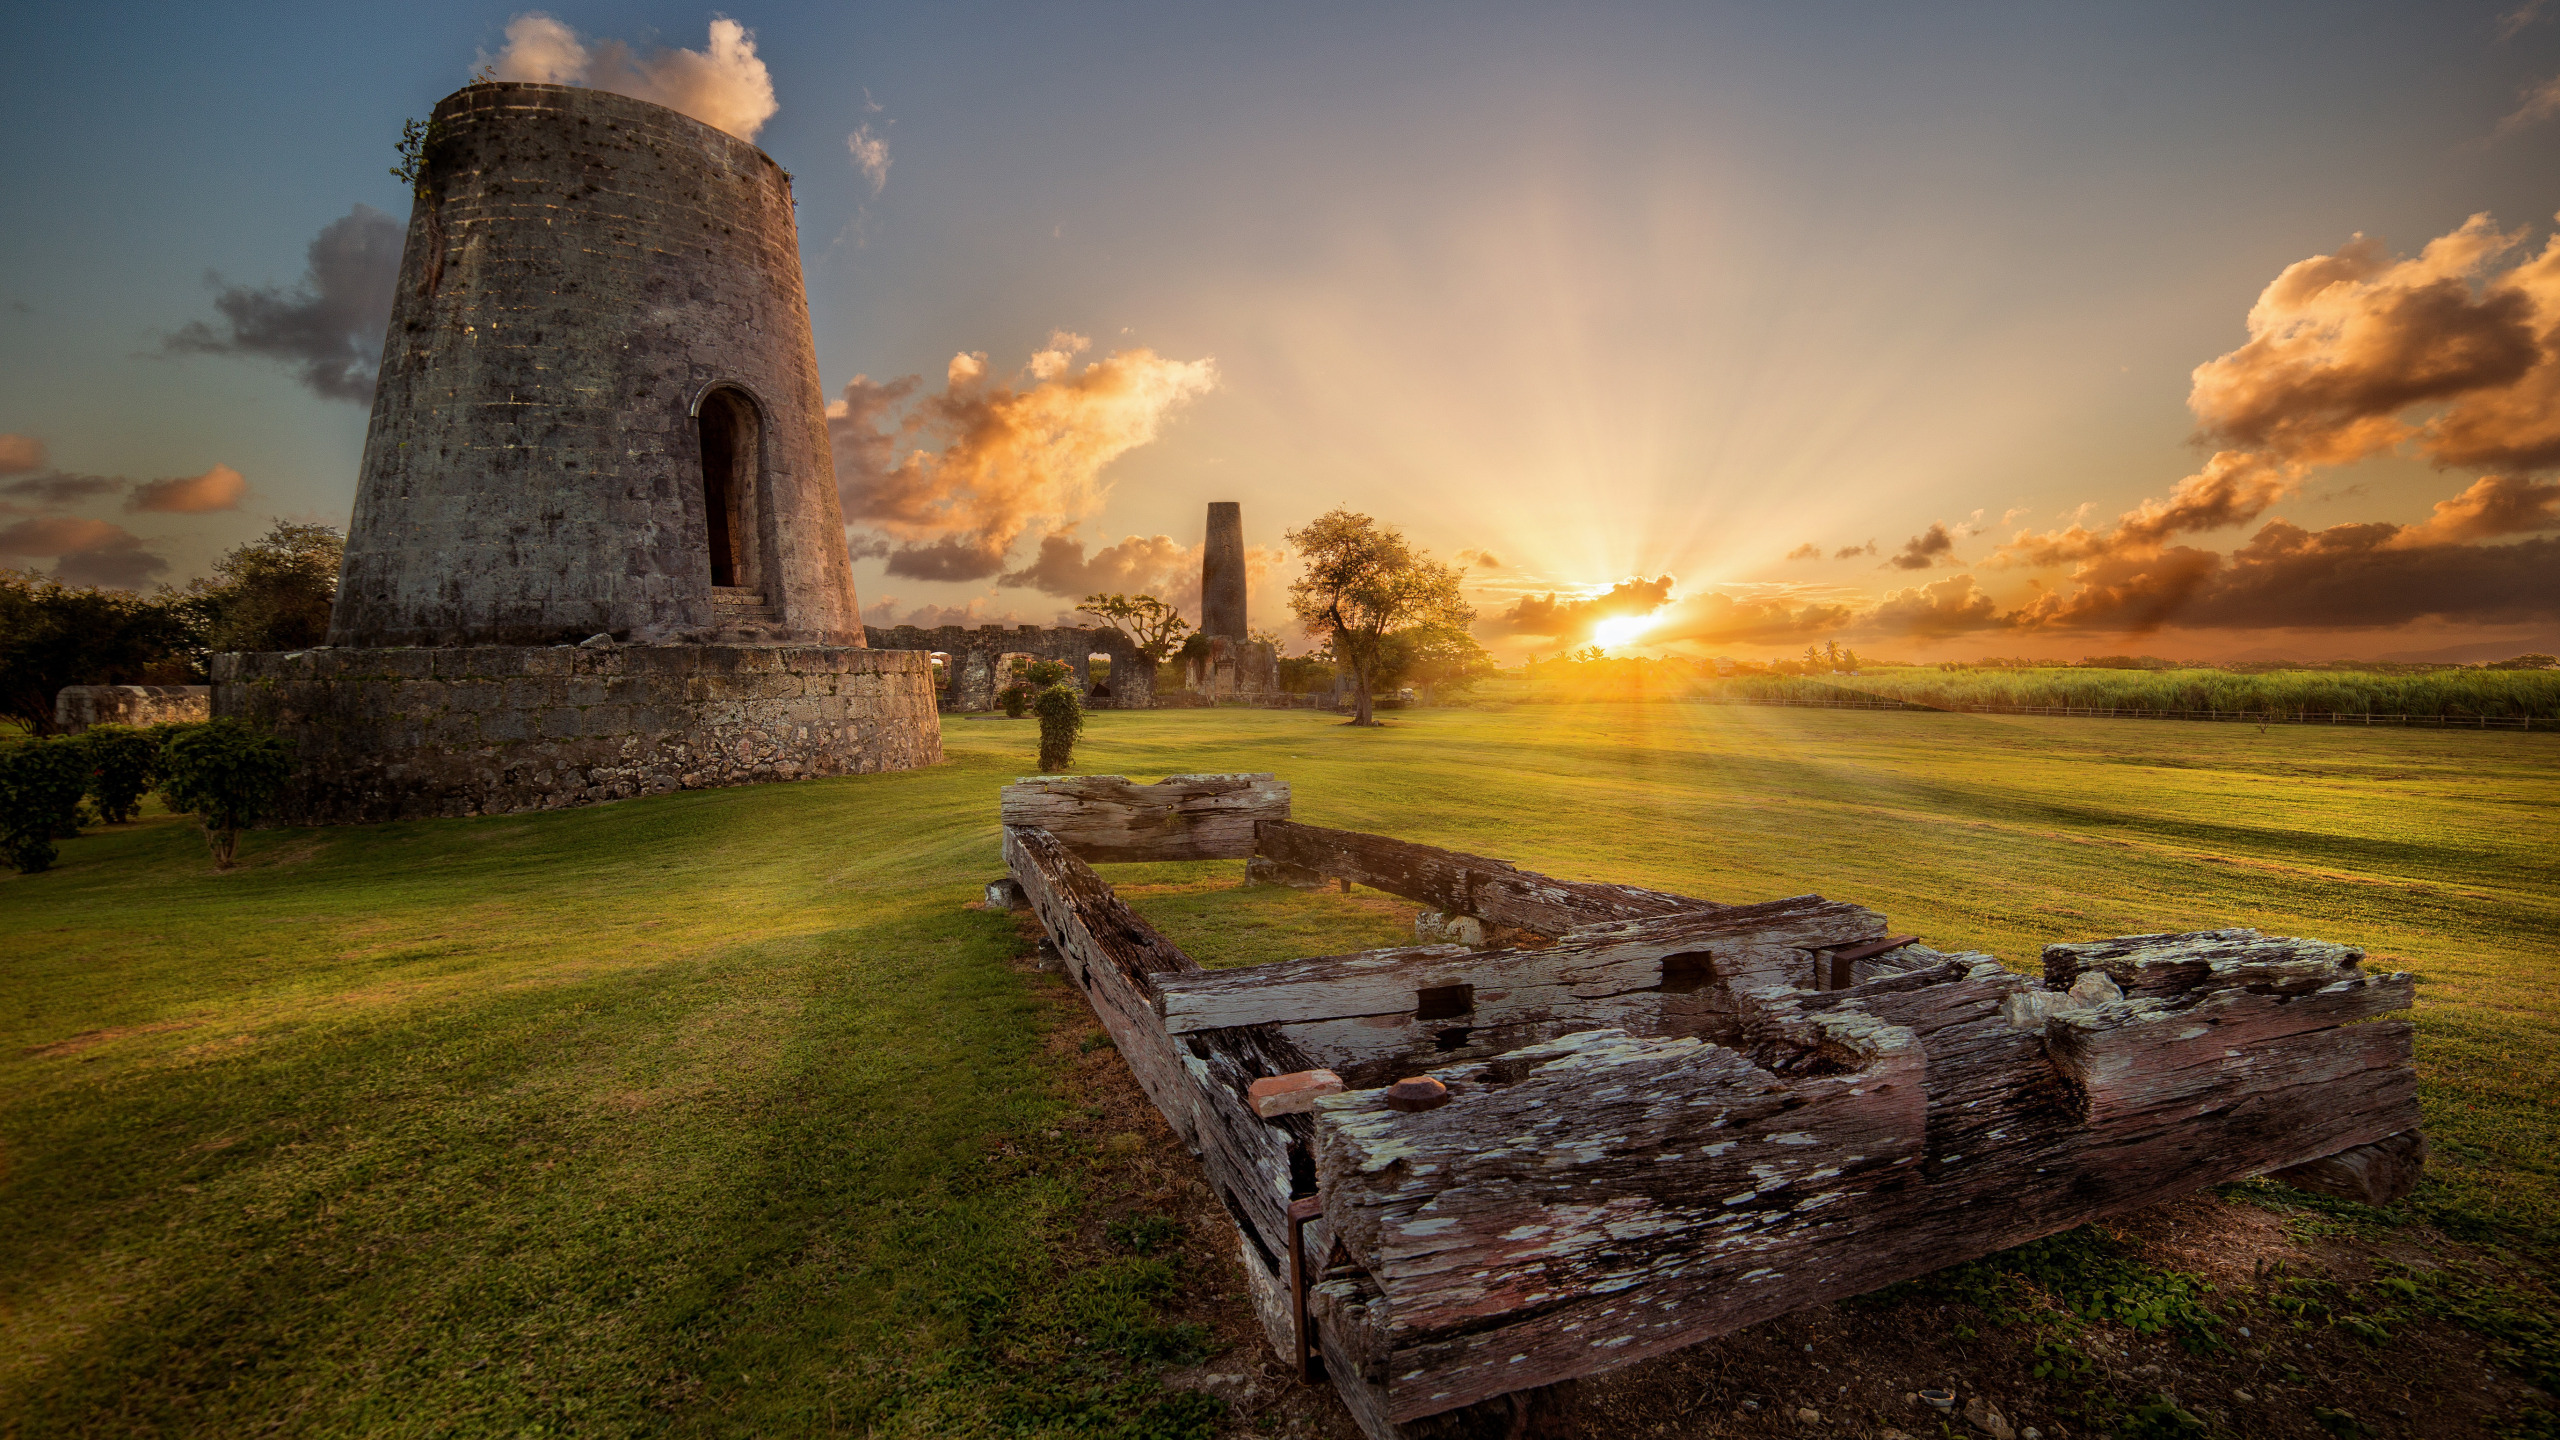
1004;823;1326;1279
1252;819;1722;934
1155;894;1888;1034
1302;929;2423;1424
1313;1012;1927;1421
1005;825;1203;1145
2045;973;2417;1125
1000;773;1289;862
2042;927;2364;1000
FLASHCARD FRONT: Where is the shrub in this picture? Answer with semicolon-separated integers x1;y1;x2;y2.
1000;682;1035;718
0;736;91;873
157;718;295;869
1034;685;1084;774
1025;659;1072;688
79;724;161;823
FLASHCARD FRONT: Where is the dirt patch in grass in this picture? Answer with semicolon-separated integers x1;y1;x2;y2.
22;1020;199;1060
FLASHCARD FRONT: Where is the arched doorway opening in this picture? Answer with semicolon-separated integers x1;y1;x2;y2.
1087;651;1113;699
696;388;762;590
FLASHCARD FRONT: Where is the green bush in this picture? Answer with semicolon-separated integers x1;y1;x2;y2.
1034;685;1084;773
1000;682;1035;719
1025;659;1072;688
157;718;295;869
0;736;90;873
78;723;161;823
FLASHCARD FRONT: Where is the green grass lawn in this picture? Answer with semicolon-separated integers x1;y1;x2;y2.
4;703;2553;1436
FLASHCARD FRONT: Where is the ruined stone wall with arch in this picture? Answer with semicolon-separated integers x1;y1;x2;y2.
865;625;1155;711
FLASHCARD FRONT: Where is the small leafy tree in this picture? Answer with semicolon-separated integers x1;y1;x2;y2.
1284;510;1475;726
157;718;295;869
1076;593;1190;661
1276;655;1336;694
0;737;91;873
79;724;161;823
181;521;344;659
1025;659;1073;688
1000;683;1035;718
1371;623;1500;698
1034;684;1085;773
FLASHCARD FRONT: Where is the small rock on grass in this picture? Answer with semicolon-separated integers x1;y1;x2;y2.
1964;1396;2017;1440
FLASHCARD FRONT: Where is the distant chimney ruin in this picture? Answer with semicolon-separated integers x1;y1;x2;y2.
1184;500;1278;700
1201;501;1248;641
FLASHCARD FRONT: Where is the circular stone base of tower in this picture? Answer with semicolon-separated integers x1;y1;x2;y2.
213;645;943;826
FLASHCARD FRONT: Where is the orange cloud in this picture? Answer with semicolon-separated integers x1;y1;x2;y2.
127;463;246;514
2013;525;2557;634
1866;574;2005;635
0;434;45;476
2391;474;2560;545
2000;450;2296;566
1000;531;1195;601
482;14;778;141
831;333;1217;582
0;516;167;588
2004;215;2560;573
2187;214;2539;467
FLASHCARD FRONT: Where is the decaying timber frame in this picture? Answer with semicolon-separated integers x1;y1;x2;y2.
998;772;2427;1439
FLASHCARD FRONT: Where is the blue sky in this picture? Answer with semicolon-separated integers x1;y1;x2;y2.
4;2;2555;658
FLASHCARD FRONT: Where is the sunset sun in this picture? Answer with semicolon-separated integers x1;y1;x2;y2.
1590;613;1655;648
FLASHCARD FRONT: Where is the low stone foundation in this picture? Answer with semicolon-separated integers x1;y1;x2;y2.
214;644;942;825
55;684;211;733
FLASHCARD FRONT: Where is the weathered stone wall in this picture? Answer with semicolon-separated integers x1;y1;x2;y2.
215;645;940;825
864;625;1154;710
54;685;210;733
333;82;864;649
1183;635;1279;698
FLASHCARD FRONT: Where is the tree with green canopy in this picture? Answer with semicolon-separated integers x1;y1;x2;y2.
1284;509;1474;726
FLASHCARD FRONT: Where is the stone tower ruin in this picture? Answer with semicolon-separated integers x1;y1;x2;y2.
215;82;941;822
1184;500;1278;698
1200;501;1248;641
334;82;862;647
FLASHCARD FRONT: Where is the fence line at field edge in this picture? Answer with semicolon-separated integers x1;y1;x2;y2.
1681;693;2540;730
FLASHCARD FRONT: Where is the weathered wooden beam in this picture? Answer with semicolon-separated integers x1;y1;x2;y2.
1155;895;1891;1090
1000;773;1288;862
1004;824;1325;1287
1313;1012;1927;1421
1252;819;1721;934
1303;929;2420;1424
1155;894;1885;1035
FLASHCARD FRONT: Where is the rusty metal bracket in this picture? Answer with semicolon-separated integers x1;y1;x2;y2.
1287;1194;1324;1382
